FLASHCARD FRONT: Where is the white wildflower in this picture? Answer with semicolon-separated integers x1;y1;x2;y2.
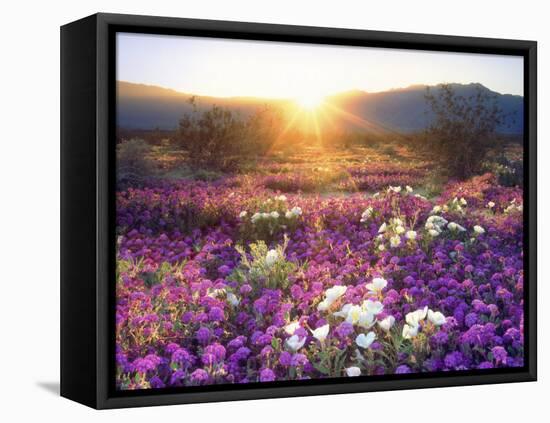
357;310;376;329
318;285;347;311
360;207;374;223
346;367;361;377
343;304;363;325
317;299;330;311
473;225;485;235
447;222;466;232
390;235;401;248
365;277;387;294
406;306;428;325
362;299;384;315
403;307;428;339
311;324;330;343
427;309;447;326
426;215;448;235
285;335;306;352
227;292;240;307
355;332;376;349
292;206;302;216
405;230;417;240
427;215;448;227
284;321;301;335
391;217;403;226
388;185;402;193
402;323;419;339
265;249;280;267
334;303;376;329
326;285;347;303
378;315;395;332
333;303;352;318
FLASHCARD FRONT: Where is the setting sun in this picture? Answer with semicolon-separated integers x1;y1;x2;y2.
295;93;325;110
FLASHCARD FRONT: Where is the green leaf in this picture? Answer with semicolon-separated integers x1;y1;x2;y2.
271;337;281;350
313;360;331;375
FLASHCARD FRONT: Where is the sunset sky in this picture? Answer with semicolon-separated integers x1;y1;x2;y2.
117;32;524;100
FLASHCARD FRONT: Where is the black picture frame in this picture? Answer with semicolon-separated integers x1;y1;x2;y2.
60;12;537;409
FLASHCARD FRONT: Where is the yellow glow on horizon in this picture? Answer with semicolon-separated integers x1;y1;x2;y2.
118;33;525;99
295;93;325;111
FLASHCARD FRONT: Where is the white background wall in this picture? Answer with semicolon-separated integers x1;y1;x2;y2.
1;0;546;421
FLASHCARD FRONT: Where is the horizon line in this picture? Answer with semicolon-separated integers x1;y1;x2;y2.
117;80;524;101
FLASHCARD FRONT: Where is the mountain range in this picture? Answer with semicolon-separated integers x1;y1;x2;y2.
117;81;523;134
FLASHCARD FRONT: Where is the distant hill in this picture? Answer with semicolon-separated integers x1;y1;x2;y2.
117;81;523;134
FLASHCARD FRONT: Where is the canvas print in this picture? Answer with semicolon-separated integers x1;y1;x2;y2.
115;33;525;391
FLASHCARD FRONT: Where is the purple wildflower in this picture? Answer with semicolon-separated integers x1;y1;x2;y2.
259;368;276;382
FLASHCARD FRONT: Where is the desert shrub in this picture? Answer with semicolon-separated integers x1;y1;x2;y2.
176;99;284;170
176;102;243;169
380;144;396;157
424;84;507;180
116;139;154;189
242;106;285;156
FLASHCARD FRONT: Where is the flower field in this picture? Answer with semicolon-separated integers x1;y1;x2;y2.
115;147;524;390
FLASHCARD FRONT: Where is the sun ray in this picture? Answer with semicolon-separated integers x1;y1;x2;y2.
264;107;303;156
312;111;322;147
325;103;410;141
295;93;325;111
